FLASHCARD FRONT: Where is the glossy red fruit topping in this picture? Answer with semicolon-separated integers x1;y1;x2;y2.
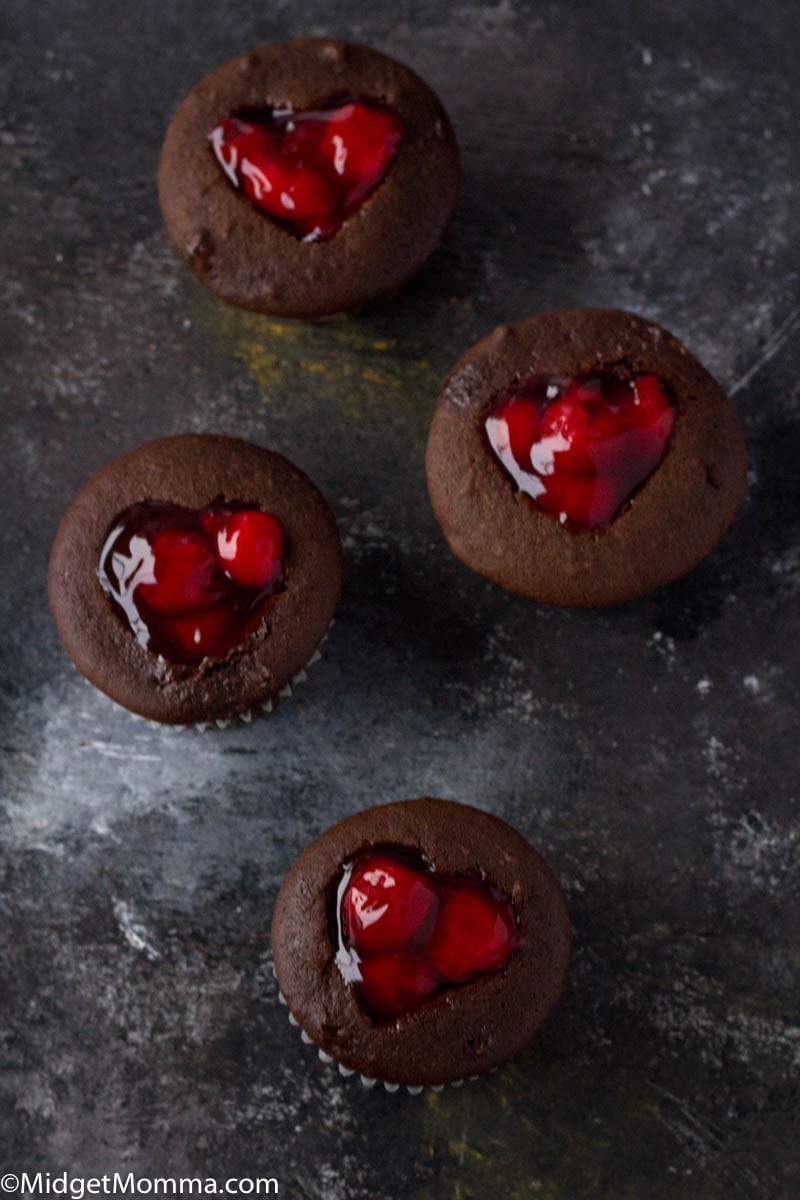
336;850;519;1021
210;99;403;241
136;530;224;615
98;500;286;665
341;854;439;956
216;510;285;589
485;372;675;529
357;951;442;1019
167;605;240;663
427;885;519;983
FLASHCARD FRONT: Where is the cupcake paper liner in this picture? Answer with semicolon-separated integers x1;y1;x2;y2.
114;622;333;731
276;980;478;1095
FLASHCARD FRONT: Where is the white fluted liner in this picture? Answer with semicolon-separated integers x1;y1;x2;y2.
112;621;334;731
279;995;470;1094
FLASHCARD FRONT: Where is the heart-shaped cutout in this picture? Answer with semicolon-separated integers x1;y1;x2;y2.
99;501;286;665
210;99;403;241
337;850;518;1020
485;372;675;529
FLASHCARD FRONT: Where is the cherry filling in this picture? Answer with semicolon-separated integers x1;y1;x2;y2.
210;98;404;241
98;501;286;665
485;372;675;529
335;849;519;1021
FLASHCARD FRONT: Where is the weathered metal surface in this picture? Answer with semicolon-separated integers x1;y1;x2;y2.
1;2;798;1196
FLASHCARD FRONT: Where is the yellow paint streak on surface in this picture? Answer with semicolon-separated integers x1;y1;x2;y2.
447;1137;485;1164
235;341;280;396
194;289;441;417
264;321;304;341
361;366;400;387
325;326;399;352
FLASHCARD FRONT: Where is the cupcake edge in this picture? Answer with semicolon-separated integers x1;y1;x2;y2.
48;434;343;725
426;308;748;606
271;797;571;1088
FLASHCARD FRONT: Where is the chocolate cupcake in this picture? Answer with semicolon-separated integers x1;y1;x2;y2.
426;308;747;606
272;798;570;1090
158;38;460;318
48;435;342;726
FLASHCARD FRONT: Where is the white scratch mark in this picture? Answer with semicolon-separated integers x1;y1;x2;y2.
649;1083;760;1188
88;741;161;762
729;304;800;396
648;1081;724;1160
112;899;161;961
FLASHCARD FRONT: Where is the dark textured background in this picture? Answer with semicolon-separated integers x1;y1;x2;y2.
2;2;799;1197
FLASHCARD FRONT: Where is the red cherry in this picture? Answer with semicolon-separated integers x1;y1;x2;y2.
535;472;623;527
539;393;591;442
210;100;402;241
538;392;594;474
632;373;669;413
427;884;518;984
500;392;545;472
357;951;442;1020
313;101;403;203
585;418;672;494
199;506;232;538
165;606;239;664
248;156;336;238
215;510;285;589
136;530;223;615
342;854;439;956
